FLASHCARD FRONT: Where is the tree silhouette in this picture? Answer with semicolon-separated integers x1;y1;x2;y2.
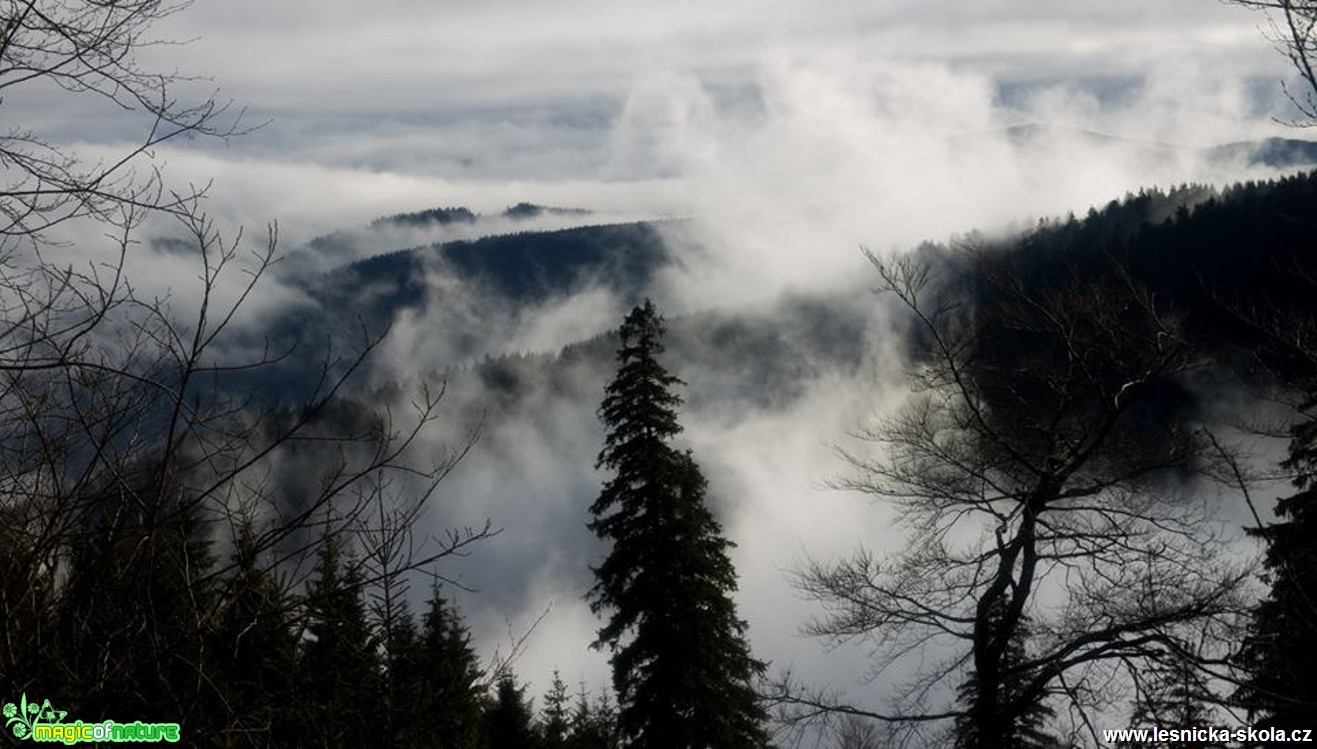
1124;650;1217;749
418;585;487;749
588;299;768;748
0;2;495;744
1235;399;1317;737
485;672;539;749
208;522;300;744
1225;0;1317;123
542;671;572;749
781;251;1249;747
953;605;1059;749
568;686;621;749
298;533;379;747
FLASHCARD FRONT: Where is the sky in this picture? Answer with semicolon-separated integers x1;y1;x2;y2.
16;0;1312;743
98;0;1299;245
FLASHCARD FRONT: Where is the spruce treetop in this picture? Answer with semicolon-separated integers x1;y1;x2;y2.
596;299;684;469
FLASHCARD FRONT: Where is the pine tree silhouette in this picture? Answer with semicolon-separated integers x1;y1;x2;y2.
299;533;379;747
1236;400;1317;736
588;299;768;748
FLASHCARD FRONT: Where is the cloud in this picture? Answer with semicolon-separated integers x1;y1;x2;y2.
14;0;1311;724
96;0;1281;188
360;48;1308;715
14;0;1282;296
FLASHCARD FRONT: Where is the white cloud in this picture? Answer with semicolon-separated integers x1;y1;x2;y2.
11;0;1310;725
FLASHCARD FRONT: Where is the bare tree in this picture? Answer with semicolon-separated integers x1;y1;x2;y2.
1;0;250;242
833;714;884;749
774;250;1251;748
0;211;489;723
1226;0;1317;124
0;1;495;741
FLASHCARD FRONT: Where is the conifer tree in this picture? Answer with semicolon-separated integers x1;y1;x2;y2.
379;601;423;748
542;670;572;749
210;523;299;745
299;533;379;747
1236;402;1317;734
568;686;621;749
485;672;540;749
53;487;218;726
954;605;1058;749
417;584;486;749
588;299;768;748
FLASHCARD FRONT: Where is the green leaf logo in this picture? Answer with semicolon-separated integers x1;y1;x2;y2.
4;694;66;740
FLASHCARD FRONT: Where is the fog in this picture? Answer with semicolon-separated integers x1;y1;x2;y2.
20;0;1312;737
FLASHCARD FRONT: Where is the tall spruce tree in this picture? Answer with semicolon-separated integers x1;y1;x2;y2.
542;670;572;749
485;672;540;749
587;299;768;749
299;533;379;747
1236;401;1317;735
417;584;486;749
210;523;300;745
568;686;621;749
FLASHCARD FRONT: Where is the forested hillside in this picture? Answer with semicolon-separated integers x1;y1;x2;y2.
7;0;1317;746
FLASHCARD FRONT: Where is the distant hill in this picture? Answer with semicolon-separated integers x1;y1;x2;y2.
370;206;478;228
369;202;591;229
1207;137;1317;169
934;169;1317;408
1000;124;1317;170
309;220;673;334
239;218;681;403
237;165;1317;412
278;203;602;278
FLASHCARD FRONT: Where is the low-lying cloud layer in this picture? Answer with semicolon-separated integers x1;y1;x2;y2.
18;0;1312;732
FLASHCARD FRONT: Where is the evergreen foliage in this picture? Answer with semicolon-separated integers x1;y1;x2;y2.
953;607;1058;749
485;672;539;749
1236;397;1317;736
588;299;768;748
961;173;1317;380
209;524;300;745
8;12;1317;737
370;205;479;228
542;671;572;749
299;533;379;747
567;686;622;749
41;481;220;728
378;600;423;747
416;585;487;749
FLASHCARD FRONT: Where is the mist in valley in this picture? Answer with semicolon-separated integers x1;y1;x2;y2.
6;0;1317;746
